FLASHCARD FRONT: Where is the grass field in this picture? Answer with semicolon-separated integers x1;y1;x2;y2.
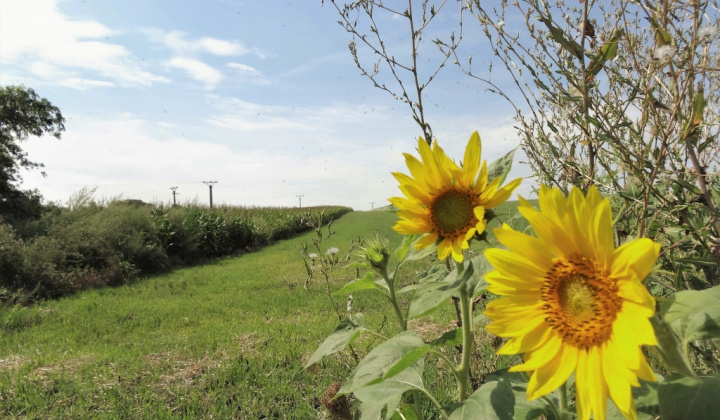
0;202;527;419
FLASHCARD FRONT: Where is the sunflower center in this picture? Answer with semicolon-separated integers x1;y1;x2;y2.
428;187;479;240
542;255;622;349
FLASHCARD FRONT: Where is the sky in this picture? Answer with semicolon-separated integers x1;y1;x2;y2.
0;0;532;210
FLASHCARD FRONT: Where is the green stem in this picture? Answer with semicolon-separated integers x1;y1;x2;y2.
454;261;474;401
384;269;407;331
411;385;449;420
651;316;697;378
541;394;563;420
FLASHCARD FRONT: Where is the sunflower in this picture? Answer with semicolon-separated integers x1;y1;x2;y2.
484;185;659;420
389;131;522;262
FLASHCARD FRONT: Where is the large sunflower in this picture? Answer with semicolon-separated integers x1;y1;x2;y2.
390;132;522;262
484;185;659;420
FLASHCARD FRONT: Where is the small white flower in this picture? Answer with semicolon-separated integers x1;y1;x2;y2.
326;247;339;255
497;21;505;29
654;45;676;62
308;253;318;259
699;25;719;43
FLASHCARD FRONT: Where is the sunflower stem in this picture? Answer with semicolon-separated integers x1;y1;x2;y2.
454;260;474;401
383;268;407;332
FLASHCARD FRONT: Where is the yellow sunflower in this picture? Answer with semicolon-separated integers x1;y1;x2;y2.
484;185;659;420
389;131;522;262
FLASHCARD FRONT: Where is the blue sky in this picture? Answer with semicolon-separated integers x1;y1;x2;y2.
1;0;530;210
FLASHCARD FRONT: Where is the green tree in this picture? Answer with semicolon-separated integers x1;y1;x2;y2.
0;85;65;221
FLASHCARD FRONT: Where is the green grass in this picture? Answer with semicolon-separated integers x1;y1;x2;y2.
0;203;527;419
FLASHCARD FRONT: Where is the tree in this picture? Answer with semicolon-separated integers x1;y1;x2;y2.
0;85;65;221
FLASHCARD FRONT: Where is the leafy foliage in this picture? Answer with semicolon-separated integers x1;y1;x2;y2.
0;85;64;222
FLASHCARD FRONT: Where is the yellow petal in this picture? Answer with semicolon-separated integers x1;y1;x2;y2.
589;198;614;267
403;153;430;189
526;342;578;399
611;238;660;281
576;347;608;420
394;219;432;235
485;248;549;281
437;237;453;260
415;233;438;250
451;238;464;262
482;177;523;209
461;131;482;186
497;322;553;354
493;224;553;272
602;340;637;420
474;160;488;192
519;206;576;257
510;333;562;372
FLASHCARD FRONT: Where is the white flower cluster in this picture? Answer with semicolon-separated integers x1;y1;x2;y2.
698;25;719;43
653;45;676;63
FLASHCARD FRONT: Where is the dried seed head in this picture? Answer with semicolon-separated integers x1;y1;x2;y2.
320;382;353;420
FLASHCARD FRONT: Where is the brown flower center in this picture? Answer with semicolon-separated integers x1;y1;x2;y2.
428;187;480;241
542;255;622;349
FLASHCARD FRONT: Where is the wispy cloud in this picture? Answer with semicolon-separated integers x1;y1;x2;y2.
226;63;271;85
169;57;224;89
0;0;169;88
144;29;272;59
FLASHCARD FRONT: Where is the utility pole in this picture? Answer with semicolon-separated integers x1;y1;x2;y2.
170;186;179;206
369;202;375;210
296;195;304;208
203;181;218;209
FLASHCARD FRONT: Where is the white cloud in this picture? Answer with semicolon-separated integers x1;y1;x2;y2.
144;29;272;58
168;57;223;88
0;0;169;88
226;62;271;85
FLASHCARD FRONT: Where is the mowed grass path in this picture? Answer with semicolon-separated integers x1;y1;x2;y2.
1;211;412;419
0;201;526;419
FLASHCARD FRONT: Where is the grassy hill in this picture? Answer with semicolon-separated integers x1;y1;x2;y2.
0;203;526;418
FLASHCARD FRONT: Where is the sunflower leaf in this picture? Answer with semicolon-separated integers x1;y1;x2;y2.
658;374;720;420
660;284;720;343
407;262;475;319
304;313;366;368
446;369;558;420
339;331;426;395
467;253;493;298
353;358;426;420
333;272;381;296
486;147;517;186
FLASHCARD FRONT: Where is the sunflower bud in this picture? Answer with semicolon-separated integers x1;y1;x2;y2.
360;234;391;271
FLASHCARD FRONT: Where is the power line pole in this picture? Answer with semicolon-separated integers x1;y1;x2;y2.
369;202;375;210
296;195;304;208
203;181;218;209
170;186;179;206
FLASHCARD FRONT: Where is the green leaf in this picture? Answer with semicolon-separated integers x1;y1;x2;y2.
660;285;720;343
333;272;380;296
339;331;426;395
394;234;416;262
659;374;720;420
447;369;558;420
486;148;517;186
538;16;584;59
397;236;436;267
391;404;419;420
586;29;623;79
467;253;492;299
407;262;475;319
431;328;462;347
304;314;366;368
354;359;425;420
